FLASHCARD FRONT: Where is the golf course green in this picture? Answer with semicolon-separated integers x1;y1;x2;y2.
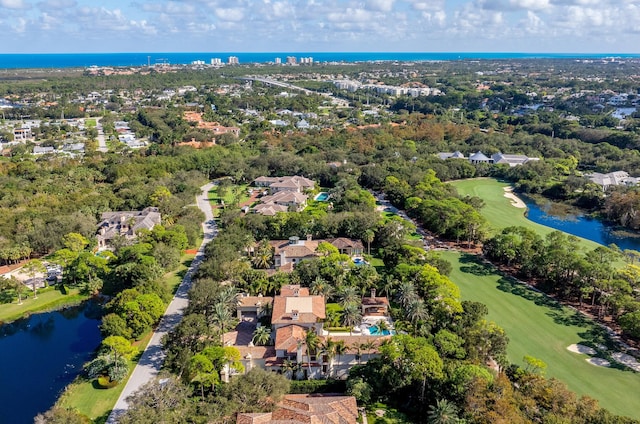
441;250;640;419
449;178;604;252
436;178;640;419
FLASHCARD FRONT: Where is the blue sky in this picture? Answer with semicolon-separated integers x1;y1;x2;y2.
1;0;639;53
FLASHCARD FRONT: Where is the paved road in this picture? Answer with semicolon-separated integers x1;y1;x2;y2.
107;182;215;423
96;117;108;152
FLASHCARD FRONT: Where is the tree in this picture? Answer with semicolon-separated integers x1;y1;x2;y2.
427;399;461;424
62;232;90;252
252;239;274;269
320;338;338;377
363;229;374;255
379;334;444;401
337;285;359;308
406;298;429;335
210;302;237;343
251;326;271;346
304;327;320;375
523;355;547;375
100;313;133;339
118;376;192;424
619;311;640;338
34;407;90;424
188;353;218;399
342;303;362;335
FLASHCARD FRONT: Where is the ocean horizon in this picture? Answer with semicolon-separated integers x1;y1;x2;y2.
0;52;639;69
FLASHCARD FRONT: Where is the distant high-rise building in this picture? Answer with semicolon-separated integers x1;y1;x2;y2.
228;56;239;65
275;57;282;64
300;57;314;65
211;58;222;65
286;56;297;65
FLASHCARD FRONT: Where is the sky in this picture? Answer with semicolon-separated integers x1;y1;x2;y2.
1;0;640;54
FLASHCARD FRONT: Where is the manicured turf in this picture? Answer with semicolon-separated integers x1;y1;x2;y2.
450;178;604;252
0;287;87;324
58;332;152;423
440;250;640;420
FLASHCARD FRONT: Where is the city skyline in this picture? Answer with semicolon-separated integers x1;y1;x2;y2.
1;0;639;54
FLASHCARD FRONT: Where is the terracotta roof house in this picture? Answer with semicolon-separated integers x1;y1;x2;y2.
361;289;389;316
271;285;326;328
258;191;308;212
236;294;274;320
327;238;364;257
251;176;314;215
236;394;359;424
96;207;161;250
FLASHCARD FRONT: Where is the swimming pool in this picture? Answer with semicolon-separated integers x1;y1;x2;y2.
315;192;329;201
353;258;367;266
365;327;395;336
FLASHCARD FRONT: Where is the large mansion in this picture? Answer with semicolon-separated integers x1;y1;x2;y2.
251;176;315;215
225;285;392;381
253;236;364;272
96;207;161;250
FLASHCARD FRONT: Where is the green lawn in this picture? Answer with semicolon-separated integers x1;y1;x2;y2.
450;178;604;252
440;250;640;420
84;119;97;127
58;332;153;423
0;286;88;324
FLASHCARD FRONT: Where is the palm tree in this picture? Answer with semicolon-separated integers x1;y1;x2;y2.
363;230;374;256
427;399;460;424
310;276;334;299
252;240;273;269
216;286;239;312
320;338;338;378
304;328;320;376
251;326;271;346
380;275;398;299
210;302;236;343
342;303;362;335
337;285;359;308
334;340;347;378
374;319;389;335
397;281;416;308
257;301;273;320
406;298;429;335
360;340;376;362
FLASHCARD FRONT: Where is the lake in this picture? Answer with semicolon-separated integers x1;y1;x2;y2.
523;197;640;252
0;301;102;424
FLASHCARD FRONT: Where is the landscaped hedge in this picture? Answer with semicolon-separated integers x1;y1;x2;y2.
289;379;347;394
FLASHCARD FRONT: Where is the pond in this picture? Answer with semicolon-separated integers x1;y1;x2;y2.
0;301;102;424
523;196;640;252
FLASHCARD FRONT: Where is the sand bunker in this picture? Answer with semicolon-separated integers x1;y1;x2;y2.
567;344;597;355
612;352;640;372
504;187;526;208
586;358;611;367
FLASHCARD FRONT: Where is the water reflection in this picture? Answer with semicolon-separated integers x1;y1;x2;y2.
0;301;101;424
523;196;640;251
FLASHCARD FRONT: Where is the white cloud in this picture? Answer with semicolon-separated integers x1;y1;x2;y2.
215;7;244;21
366;0;394;12
0;0;28;9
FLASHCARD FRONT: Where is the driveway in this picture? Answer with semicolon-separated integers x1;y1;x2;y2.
107;182;215;422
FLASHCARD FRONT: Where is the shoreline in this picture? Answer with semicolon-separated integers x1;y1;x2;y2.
503;186;526;208
0;288;90;326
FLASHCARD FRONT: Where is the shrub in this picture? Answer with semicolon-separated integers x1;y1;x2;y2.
97;375;119;389
289;379;346;394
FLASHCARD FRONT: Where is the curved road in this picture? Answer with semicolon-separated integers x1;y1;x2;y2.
107;182;215;423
